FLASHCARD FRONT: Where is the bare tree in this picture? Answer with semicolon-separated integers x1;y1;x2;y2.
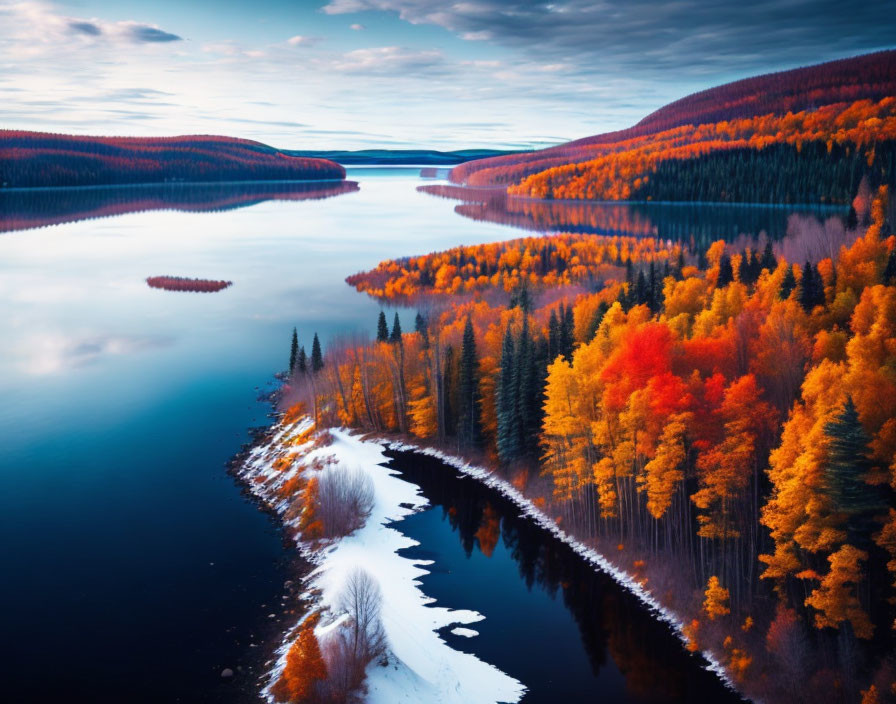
338;568;387;667
317;466;375;538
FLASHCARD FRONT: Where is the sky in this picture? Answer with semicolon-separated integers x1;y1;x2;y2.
1;0;894;150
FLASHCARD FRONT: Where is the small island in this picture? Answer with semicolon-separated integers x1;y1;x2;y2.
146;275;232;293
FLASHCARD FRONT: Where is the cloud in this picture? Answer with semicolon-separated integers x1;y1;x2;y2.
322;46;447;75
350;23;365;30
127;24;182;43
68;21;101;36
321;0;896;77
0;1;182;52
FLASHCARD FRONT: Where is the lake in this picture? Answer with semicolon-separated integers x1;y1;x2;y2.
0;169;838;702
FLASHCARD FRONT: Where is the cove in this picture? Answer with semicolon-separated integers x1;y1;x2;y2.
385;448;745;703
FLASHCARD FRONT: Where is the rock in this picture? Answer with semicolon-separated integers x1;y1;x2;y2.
221;668;234;679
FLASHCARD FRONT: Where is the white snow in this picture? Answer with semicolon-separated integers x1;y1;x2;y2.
450;627;479;638
237;420;525;704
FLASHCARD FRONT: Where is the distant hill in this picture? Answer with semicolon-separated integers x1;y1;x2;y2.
451;50;896;205
282;148;521;166
0;132;346;188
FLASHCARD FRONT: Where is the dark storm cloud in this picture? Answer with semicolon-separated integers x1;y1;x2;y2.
129;25;182;43
69;21;102;36
322;0;896;77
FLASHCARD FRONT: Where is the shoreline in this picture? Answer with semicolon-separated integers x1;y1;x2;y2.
233;416;751;703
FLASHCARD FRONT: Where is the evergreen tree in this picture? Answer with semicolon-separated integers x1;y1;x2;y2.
847;205;859;230
297;346;307;375
496;325;520;463
415;312;429;348
633;270;649;307
823;397;885;547
311;333;323;373
390;312;403;344
289;327;298;375
780;265;797;299
548;309;560;361
717;254;734;287
562;303;575;360
376;311;389;342
456;319;482;448
760;240;777;272
586;302;609;341
799;261;825;312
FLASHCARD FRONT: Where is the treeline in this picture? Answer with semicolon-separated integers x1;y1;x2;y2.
289;188;896;703
346;232;685;300
508;98;896;201
451;50;896;200
0;131;345;188
630;140;896;205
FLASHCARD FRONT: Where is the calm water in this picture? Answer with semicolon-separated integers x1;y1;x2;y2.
0;169;828;702
387;450;742;704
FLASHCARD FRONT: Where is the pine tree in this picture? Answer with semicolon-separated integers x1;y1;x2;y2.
586;301;609;341
297;346;307;375
562;304;575;359
415;312;429;348
289;327;299;375
376;311;389;342
456;319;481;448
823;397;884;547
780;265;797;299
548;309;560;361
496;325;520;463
390;312;403;344
311;333;323;373
717;254;734;287
799;261;825;312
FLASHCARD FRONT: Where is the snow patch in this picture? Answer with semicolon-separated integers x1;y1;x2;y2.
450;627;479;638
236;420;525;704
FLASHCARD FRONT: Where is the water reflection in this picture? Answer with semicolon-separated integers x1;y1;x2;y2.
0;180;359;234
388;449;742;703
419;183;846;249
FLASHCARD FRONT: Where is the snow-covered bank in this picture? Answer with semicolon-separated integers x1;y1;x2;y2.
382;440;752;703
237;419;524;704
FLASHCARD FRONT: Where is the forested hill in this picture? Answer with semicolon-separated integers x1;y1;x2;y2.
0;132;346;188
450;50;896;204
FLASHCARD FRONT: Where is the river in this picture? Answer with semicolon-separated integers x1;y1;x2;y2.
0;168;840;702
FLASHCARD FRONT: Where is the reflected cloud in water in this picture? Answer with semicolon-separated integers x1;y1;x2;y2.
19;332;174;375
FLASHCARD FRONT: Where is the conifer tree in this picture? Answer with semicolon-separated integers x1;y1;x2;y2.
562;304;575;359
496;325;520;463
823;397;884;547
799;261;825;311
718;254;734;287
548;309;560;361
780;265;797;299
376;311;389;342
456;319;481;448
390;312;403;344
289;327;298;375
415;312;429;348
311;333;323;373
297;346;307;375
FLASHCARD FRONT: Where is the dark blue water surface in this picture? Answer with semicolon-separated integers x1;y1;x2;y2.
387;450;743;704
0;170;834;702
